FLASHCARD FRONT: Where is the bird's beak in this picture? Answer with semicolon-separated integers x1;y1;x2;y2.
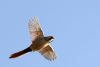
52;37;54;39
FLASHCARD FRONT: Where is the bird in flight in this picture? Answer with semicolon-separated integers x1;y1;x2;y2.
9;17;56;61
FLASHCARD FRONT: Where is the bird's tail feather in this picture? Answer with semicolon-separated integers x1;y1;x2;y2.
9;47;32;58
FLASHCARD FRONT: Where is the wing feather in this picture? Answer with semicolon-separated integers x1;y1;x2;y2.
28;17;44;41
39;43;56;61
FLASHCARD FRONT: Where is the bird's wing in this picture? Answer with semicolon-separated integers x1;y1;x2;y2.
39;43;56;61
28;16;44;41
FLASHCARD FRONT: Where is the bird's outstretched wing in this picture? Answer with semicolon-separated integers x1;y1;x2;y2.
39;43;56;61
28;17;44;41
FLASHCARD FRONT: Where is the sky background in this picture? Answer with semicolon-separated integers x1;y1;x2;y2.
0;0;100;67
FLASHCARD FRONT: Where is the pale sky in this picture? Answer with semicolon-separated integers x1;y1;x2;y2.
1;0;100;67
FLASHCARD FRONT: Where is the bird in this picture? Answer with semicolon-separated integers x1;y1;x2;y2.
9;17;56;61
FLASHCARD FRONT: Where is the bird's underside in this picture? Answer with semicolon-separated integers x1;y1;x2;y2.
9;16;56;61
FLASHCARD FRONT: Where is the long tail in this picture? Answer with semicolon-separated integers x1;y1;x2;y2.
9;47;32;58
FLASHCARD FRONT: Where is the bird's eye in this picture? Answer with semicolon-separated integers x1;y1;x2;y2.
49;38;54;43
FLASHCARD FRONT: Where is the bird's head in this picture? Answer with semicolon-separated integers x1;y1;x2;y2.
45;36;54;42
48;36;54;40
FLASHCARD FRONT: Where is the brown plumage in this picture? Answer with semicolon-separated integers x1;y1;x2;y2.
9;47;32;58
9;17;56;61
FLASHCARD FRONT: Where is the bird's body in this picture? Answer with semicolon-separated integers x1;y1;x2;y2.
30;37;48;51
9;17;56;61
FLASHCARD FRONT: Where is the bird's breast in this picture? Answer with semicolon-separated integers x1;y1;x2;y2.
30;38;48;51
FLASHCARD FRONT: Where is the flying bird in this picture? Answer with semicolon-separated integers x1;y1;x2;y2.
9;17;56;61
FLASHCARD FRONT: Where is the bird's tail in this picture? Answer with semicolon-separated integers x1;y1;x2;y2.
9;47;32;58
